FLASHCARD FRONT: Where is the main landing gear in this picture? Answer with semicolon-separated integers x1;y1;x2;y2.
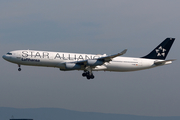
82;71;95;80
18;64;21;71
82;66;95;80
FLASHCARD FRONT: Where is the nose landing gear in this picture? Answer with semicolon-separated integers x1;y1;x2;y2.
18;64;21;71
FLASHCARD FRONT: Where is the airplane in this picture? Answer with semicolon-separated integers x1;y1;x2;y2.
2;38;175;80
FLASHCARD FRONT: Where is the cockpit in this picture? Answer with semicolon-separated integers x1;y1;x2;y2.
6;52;12;55
2;52;13;61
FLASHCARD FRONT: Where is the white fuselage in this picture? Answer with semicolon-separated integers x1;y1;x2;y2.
2;50;168;72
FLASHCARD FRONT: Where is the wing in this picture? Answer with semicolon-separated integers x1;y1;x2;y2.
98;49;127;62
60;49;127;71
76;49;127;65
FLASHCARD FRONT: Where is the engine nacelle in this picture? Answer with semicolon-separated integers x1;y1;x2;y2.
65;63;81;70
87;60;104;66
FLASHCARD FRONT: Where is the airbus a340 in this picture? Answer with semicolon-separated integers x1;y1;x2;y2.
2;38;175;79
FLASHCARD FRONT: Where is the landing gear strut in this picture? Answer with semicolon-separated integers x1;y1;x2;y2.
18;64;21;71
82;66;95;80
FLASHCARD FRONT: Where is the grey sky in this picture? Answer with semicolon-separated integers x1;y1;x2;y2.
0;0;180;116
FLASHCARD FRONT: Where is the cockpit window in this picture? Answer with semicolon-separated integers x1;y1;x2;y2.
7;52;12;55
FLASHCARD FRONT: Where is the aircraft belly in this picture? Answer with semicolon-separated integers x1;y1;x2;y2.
105;61;149;72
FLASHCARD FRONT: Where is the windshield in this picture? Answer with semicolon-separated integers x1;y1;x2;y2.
7;52;12;55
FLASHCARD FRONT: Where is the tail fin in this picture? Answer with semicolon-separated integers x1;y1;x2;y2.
142;38;175;60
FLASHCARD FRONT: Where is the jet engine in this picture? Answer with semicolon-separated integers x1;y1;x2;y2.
65;63;81;70
87;60;104;66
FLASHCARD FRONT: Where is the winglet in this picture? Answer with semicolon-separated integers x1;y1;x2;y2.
120;49;127;55
98;49;127;62
109;49;128;58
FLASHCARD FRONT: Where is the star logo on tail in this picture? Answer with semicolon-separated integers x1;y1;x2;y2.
156;46;166;57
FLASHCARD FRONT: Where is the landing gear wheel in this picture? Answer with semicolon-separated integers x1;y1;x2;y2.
91;75;94;79
86;74;94;80
18;68;21;71
82;73;87;77
82;68;95;80
86;75;91;80
18;64;21;71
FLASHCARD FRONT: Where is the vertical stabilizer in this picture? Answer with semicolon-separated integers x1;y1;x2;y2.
142;38;175;60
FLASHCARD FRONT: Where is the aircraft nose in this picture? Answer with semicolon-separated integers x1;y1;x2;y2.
2;55;6;60
2;55;9;61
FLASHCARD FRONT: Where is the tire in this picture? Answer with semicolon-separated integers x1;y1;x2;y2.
86;75;91;80
91;75;94;79
82;73;87;77
18;68;21;71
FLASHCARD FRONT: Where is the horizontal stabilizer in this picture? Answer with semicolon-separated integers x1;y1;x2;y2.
154;59;176;66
